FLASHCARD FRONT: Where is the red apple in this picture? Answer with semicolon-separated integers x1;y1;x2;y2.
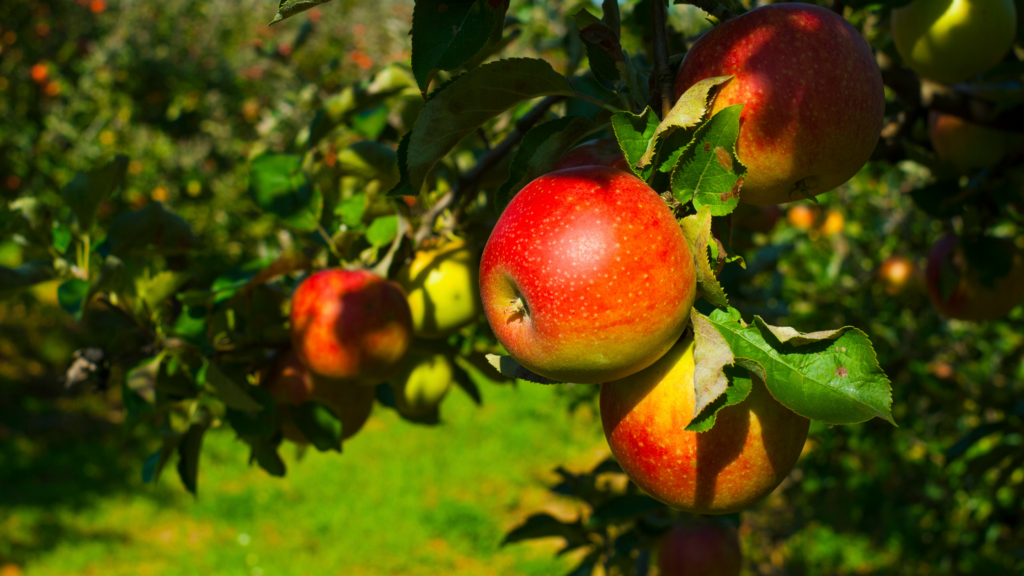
600;333;809;514
552;138;629;172
674;4;885;205
479;166;695;383
929;112;1010;169
658;522;742;576
290;269;413;385
925;234;1024;320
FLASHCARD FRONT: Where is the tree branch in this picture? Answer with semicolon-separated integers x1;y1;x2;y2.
413;95;565;244
651;0;675;118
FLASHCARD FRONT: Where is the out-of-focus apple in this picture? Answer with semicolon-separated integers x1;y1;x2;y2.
819;210;845;236
390;352;453;416
879;255;918;295
925;234;1024;320
658;522;743;576
929;112;1011;169
787;205;817;230
396;238;482;339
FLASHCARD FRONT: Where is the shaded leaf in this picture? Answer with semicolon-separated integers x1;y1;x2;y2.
107;202;194;256
610;106;658;181
639;75;731;167
586;494;662;528
686;365;754;433
197;361;263;412
909;179;965;219
289;401;343;452
410;0;509;93
249;437;287;477
502;513;588;546
671;104;745;215
176;423;207;495
57;278;91;321
338;141;400;189
452;356;484;405
249;154;323;232
62;155;129;232
485;354;561;384
680;206;728;307
387;132;415;197
142;433;185;484
126;354;162;405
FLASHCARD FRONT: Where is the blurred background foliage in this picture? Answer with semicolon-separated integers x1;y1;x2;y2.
0;0;1022;574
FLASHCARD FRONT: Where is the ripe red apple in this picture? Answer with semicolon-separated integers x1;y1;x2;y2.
290;269;413;385
479;166;695;383
674;4;885;205
929;112;1010;169
925;235;1024;320
552;139;629;172
600;333;809;514
658;522;742;576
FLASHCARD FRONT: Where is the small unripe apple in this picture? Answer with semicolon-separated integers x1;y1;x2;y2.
480;166;696;383
552;139;629;172
290;269;413;385
929;112;1010;169
390;351;453;416
600;333;809;514
879;255;918;295
675;4;884;205
396;238;482;339
925;234;1024;320
893;0;1016;84
658;522;742;576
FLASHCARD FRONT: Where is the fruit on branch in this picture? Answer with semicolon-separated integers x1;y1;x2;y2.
290;269;413;385
674;4;884;205
396;238;482;339
892;0;1016;84
263;350;375;443
552;139;630;172
786;205;817;230
480;166;695;383
658;522;743;576
928;112;1010;169
879;255;918;295
390;351;453;416
925;234;1024;320
600;333;810;514
732;204;780;234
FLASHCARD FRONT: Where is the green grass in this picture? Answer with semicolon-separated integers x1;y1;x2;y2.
2;381;607;576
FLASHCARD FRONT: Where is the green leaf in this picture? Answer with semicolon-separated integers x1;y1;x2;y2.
249;154;323;232
62;155;129;232
197;361;263;412
365;215;399;247
135;269;192;311
0;262;55;300
126;354;162;404
51;222;72;254
269;0;329;24
57;278;91;321
602;0;621;37
172;305;208;347
351;105;390;140
451;356;484;405
686;365;755;433
485;354;561;384
680;206;728;308
671;104;745;215
176;423;207;495
610;107;659;181
575;9;623;86
226;387;278;439
495;116;597;212
639;76;732;167
107;202;194;256
407;58;574;194
388;132;415;197
336;193;367;228
502;514;587;546
248;437;287;477
410;0;509;94
690;311;733;418
705;308;895;426
289;402;343;452
338;141;399;189
586;494;662;528
142;433;185;484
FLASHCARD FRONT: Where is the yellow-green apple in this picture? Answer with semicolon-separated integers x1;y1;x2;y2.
390;351;453;416
290;269;412;385
262;350;375;443
396;238;482;339
479;166;695;383
552;139;630;172
893;0;1016;84
658;522;742;576
674;4;884;205
879;255;918;295
925;234;1024;320
929;112;1011;168
600;333;810;514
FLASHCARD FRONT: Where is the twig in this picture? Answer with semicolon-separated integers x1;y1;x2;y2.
413;95;565;244
651;0;675;118
677;0;732;22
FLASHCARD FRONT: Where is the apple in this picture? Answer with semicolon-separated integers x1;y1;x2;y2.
925;234;1024;320
892;0;1016;84
396;238;482;339
390;351;453;416
786;205;817;230
674;4;885;206
479;166;696;383
878;255;918;295
818;210;845;236
263;350;375;443
929;112;1010;169
600;333;810;514
290;269;413;385
552;138;629;172
658;522;742;576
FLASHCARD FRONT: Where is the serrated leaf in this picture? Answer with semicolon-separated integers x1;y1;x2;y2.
269;0;329;25
586;494;662;528
62;155;129;232
671;104;745;215
176;423;206;495
407;58;574;194
495;116;597;212
197;361;263;412
686;364;754;433
411;0;508;94
705;308;895;425
249;154;323;232
485;354;561;384
0;262;56;300
502;513;588;546
680;206;728;308
289;402;343;452
690;311;732;418
338;141;399;189
366;215;399;247
57;278;91;321
610;106;659;181
639;76;731;167
575;9;624;86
